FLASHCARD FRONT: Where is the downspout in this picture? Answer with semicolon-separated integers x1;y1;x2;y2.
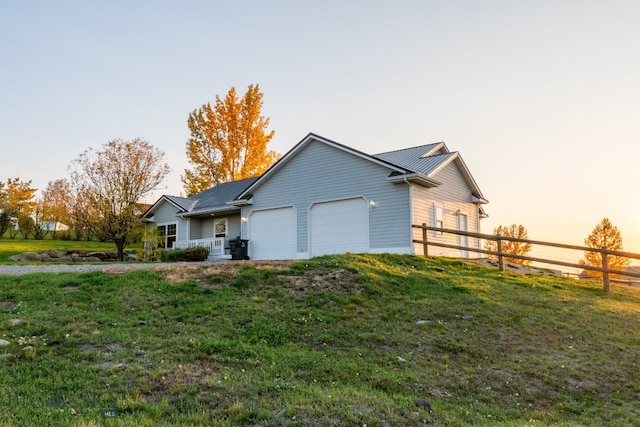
404;177;414;254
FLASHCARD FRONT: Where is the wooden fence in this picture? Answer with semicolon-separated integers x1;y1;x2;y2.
412;224;640;292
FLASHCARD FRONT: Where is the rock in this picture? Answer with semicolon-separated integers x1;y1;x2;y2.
397;356;407;363
414;398;432;413
13;252;42;262
84;256;103;263
8;319;23;326
87;252;108;260
0;339;10;346
0;353;13;359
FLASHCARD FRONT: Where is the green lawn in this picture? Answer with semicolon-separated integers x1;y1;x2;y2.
0;254;639;426
0;239;121;262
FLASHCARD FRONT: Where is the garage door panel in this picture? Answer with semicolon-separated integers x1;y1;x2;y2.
310;198;369;256
250;208;297;260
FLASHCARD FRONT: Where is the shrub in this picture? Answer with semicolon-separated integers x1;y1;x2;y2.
160;246;210;262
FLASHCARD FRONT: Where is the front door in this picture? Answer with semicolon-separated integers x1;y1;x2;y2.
214;218;228;238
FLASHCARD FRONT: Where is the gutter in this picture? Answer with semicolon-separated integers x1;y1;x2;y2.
387;173;441;187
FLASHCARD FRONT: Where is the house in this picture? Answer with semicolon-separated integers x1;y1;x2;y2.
141;133;488;261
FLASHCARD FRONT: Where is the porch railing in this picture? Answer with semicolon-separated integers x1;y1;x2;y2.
174;237;228;258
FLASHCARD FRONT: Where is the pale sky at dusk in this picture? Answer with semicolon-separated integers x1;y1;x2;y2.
1;1;639;254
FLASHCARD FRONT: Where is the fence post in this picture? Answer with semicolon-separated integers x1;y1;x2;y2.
497;234;504;272
422;223;428;256
601;246;610;292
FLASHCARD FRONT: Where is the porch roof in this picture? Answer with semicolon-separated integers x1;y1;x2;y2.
182;177;258;217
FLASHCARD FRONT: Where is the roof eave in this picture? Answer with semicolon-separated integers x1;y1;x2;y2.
228;198;253;207
182;206;241;218
387;173;442;187
472;196;489;204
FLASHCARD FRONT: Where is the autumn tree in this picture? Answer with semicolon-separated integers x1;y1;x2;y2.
41;179;74;239
484;224;533;266
579;218;629;277
0;177;37;238
182;84;279;195
69;138;170;260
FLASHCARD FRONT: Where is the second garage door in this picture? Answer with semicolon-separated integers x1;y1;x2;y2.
310;198;369;257
249;207;297;260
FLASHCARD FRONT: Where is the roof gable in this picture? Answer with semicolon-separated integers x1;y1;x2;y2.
234;133;411;200
142;195;195;218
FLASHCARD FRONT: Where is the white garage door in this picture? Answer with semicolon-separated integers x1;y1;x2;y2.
249;207;297;260
310;198;369;257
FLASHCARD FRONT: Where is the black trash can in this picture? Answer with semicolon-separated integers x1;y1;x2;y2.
229;237;250;260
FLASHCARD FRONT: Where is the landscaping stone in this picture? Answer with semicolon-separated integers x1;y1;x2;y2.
9;252;42;262
9;248;139;263
0;339;10;347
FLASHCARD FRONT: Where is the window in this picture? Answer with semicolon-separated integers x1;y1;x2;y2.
433;204;444;236
158;223;177;248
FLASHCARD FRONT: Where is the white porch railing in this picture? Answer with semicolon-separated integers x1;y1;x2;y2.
174;237;230;259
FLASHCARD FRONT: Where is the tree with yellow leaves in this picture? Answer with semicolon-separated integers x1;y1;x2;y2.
0;177;37;238
182;84;279;196
579;218;629;277
484;224;533;266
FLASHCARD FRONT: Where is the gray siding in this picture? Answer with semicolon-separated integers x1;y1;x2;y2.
412;161;482;257
149;201;189;242
242;140;411;255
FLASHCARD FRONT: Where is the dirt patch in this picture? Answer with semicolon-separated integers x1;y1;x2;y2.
282;268;360;297
157;261;361;296
1;299;16;311
160;260;295;288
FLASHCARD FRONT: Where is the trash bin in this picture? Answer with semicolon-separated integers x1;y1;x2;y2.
229;237;250;260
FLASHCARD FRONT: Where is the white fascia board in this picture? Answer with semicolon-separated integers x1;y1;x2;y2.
387;173;442;187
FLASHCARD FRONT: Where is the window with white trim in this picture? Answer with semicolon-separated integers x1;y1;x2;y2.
433;204;444;236
157;223;177;248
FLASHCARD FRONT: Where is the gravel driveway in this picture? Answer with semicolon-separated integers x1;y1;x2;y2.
0;262;211;276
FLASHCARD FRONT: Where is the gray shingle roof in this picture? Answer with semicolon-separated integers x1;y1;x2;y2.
164;196;196;212
188;177;258;213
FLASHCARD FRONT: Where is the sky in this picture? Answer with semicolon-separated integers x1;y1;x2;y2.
1;1;639;254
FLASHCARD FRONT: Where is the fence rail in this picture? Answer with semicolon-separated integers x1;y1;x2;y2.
412;224;640;292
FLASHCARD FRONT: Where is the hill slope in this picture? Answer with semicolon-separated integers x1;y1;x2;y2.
1;254;639;426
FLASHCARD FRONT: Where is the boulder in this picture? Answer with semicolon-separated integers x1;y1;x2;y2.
11;252;42;262
87;252;108;260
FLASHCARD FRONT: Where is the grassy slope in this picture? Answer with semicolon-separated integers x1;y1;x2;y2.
0;254;639;426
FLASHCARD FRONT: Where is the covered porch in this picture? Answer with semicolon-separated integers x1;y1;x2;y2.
174;237;231;260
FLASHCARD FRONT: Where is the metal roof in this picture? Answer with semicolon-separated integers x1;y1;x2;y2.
374;150;457;177
186;177;258;214
164;196;196;212
373;143;445;165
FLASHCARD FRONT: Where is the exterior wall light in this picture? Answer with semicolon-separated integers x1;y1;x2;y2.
241;216;248;223
369;200;377;208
